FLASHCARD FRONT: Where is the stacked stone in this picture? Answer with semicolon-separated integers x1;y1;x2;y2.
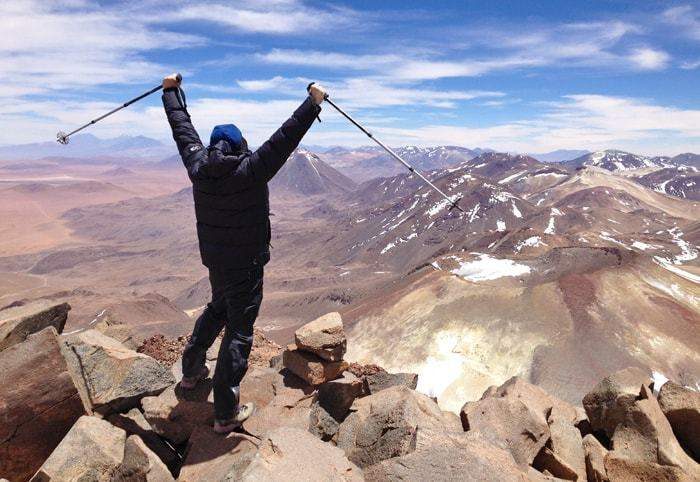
282;312;349;386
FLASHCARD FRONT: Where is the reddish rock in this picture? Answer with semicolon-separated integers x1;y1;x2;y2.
233;427;363;481
364;371;418;394
310;372;364;441
604;453;689;481
0;327;85;481
658;381;700;461
113;435;174;482
583;367;652;438
141;385;214;445
582;434;609;482
461;396;550;466
611;384;699;479
178;425;258;482
294;312;346;361
283;347;347;385
0;300;70;351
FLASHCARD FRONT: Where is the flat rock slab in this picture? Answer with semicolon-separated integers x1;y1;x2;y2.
141;385;214;445
178;425;258;482
233;427;363;481
283;348;347;385
32;415;126;481
365;431;529;482
294;312;346;361
62;329;175;415
658;381;700;462
364;371;418;394
0;327;86;482
0;300;70;352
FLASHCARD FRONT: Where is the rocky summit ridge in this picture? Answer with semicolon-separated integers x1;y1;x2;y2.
1;300;699;481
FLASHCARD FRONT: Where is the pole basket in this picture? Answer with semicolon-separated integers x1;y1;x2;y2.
56;132;69;145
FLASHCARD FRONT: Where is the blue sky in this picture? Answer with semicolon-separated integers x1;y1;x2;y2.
2;0;699;154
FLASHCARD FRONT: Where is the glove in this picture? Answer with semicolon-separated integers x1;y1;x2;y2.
163;73;182;89
307;82;327;105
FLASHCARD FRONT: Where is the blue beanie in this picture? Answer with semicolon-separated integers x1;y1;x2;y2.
210;124;243;149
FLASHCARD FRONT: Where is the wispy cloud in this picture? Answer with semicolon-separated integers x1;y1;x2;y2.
663;5;700;41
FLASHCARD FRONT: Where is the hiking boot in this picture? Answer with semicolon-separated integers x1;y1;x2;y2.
213;402;256;434
180;365;210;390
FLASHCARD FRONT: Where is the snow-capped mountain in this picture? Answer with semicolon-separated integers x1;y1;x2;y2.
634;166;700;200
564;149;671;172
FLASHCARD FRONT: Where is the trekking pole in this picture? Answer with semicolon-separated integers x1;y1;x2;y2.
56;73;181;144
321;94;464;213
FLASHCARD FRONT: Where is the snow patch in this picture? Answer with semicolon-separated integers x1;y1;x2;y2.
496;220;506;232
544;217;556;235
451;254;531;281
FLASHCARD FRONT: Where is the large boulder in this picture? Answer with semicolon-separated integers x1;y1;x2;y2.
336;385;460;468
310;372;364;441
604;453;689;481
141;385;213;445
658;381;700;461
582;434;608;482
107;408;179;473
0;327;86;481
364;430;531;482
178;425;258;482
230;427;363;481
611;384;700;479
582;367;652;438
0;300;70;351
364;371;418;394
62;329;175;415
486;377;579;425
283;347;347;385
533;406;586;481
112;435;174;482
32;415;126;481
294;312;346;361
461;396;550;466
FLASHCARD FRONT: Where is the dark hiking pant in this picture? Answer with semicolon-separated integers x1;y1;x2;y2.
181;262;263;420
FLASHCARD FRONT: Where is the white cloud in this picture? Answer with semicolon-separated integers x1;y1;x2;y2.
628;47;671;70
663;5;700;41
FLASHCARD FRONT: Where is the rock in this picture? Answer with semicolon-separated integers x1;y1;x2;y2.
486;376;579;425
535;406;586;481
282;347;348;385
0;300;70;351
294;312;347;361
112;435;174;482
94;316;138;350
582;434;608;482
310;372;364;441
32;415;126;481
364;371;418;394
141;385;214;445
230;427;363;481
239;367;285;409
582;367;652;438
0;327;85;482
107;408;179;473
364;430;530;482
460;396;550;465
336;385;460;468
611;384;699;479
604;453;689;481
61;329;175;415
658;381;700;461
178;425;258;482
249;328;283;368
242;373;315;439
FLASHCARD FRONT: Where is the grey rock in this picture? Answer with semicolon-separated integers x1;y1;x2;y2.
364;371;418;394
112;435;174;482
0;300;70;351
294;312;346;361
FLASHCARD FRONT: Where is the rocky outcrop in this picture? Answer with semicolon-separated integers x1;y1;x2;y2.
33;415;126;481
0;300;70;351
363;371;418;394
62;329;175;415
611;384;700;479
533;405;586;481
461;395;550;465
232;427;363;481
582;367;652;438
658;381;700;461
309;372;364;441
0;327;85;482
336;385;461;468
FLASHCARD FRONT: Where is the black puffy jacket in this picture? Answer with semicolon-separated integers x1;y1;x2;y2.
162;87;320;269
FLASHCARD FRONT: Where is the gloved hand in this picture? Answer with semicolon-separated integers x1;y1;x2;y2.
163;73;182;89
307;82;327;105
